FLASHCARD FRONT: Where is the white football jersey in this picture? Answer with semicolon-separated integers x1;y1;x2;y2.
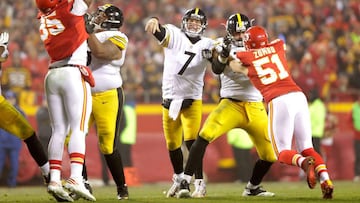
218;38;263;101
161;24;215;100
90;30;128;93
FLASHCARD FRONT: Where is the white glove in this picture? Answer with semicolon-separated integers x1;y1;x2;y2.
0;32;9;62
0;32;9;45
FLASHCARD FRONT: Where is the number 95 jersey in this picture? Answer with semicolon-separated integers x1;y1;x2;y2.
161;24;215;100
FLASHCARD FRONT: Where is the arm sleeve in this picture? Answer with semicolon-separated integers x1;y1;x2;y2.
153;24;166;42
211;56;227;75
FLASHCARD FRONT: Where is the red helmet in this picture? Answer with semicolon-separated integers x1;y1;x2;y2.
35;0;60;14
244;26;268;49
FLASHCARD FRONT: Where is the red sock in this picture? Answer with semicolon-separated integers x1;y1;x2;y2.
301;148;328;176
278;150;302;166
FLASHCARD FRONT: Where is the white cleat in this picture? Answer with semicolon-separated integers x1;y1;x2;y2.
191;179;206;198
166;174;181;198
64;178;96;201
242;186;275;197
48;181;74;202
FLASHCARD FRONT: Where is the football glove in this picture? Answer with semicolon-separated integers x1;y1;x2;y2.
220;34;231;58
0;32;9;62
0;32;9;45
84;13;95;34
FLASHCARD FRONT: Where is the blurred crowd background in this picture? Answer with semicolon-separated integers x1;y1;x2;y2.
0;0;360;114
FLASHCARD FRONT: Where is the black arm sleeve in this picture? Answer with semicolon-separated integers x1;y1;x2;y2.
211;57;227;75
153;24;166;42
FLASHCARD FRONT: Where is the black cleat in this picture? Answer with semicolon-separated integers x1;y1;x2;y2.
117;184;129;200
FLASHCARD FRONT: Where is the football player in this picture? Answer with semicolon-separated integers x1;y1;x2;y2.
178;13;277;198
232;25;334;199
36;0;95;201
0;31;50;194
145;8;223;198
84;4;129;200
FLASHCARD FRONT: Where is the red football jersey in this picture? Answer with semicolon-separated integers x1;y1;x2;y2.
38;0;88;62
236;39;302;102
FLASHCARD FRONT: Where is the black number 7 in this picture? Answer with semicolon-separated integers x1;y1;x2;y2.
178;51;196;75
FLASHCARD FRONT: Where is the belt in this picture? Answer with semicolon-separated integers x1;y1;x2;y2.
49;64;80;69
222;97;243;102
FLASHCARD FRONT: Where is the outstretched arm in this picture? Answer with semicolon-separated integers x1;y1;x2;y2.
145;17;166;42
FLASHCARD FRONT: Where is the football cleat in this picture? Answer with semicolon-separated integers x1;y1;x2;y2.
69;180;93;200
48;181;74;202
64;178;96;201
166;174;182;198
321;180;334;199
191;179;206;198
177;180;191;198
242;186;275;197
117;184;129;200
301;156;316;189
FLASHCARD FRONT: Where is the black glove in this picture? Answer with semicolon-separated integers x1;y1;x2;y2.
84;13;95;34
220;35;231;58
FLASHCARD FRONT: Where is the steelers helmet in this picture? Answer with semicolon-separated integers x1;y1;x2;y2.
226;13;252;46
181;8;207;38
93;4;124;31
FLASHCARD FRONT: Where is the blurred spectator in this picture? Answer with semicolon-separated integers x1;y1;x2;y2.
226;128;254;183
308;89;327;154
352;94;360;182
0;49;37;114
0;50;31;94
119;95;140;186
0;90;23;187
321;109;338;163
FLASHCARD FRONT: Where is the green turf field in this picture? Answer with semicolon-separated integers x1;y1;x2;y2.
0;181;358;202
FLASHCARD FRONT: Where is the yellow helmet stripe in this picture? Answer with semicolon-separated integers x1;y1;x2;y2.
195;8;199;15
236;13;243;28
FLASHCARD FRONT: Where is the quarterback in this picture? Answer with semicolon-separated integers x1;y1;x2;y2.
145;8;220;198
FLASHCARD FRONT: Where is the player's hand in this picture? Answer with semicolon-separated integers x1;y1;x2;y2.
145;17;160;34
202;49;212;59
84;13;95;34
0;32;9;62
0;32;9;45
220;35;231;58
